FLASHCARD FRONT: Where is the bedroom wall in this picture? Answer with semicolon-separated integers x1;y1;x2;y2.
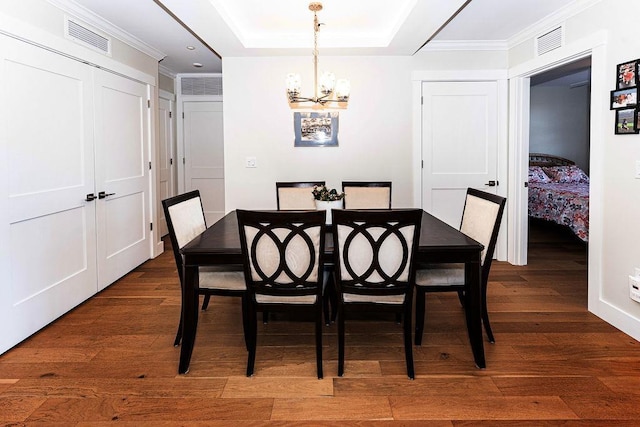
509;0;640;341
530;80;590;173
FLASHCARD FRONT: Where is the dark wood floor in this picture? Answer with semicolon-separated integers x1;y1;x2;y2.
2;220;640;425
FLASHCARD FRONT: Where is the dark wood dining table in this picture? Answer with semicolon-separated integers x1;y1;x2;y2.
178;209;485;374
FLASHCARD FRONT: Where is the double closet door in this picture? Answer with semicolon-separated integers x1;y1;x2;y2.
0;36;150;354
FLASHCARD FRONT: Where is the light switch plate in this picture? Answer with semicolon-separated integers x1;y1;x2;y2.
245;156;257;168
630;275;640;303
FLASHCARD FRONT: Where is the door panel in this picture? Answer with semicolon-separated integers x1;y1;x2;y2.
183;101;225;224
94;69;149;290
0;37;97;354
422;81;499;228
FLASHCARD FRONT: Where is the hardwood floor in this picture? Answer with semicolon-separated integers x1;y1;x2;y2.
2;220;640;425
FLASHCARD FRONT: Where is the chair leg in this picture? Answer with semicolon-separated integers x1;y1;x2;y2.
403;304;415;380
338;304;346;377
246;303;258;377
262;311;269;324
173;313;183;347
201;294;211;311
324;272;338;326
414;286;426;346
315;305;323;379
457;290;465;307
241;294;250;351
481;283;495;343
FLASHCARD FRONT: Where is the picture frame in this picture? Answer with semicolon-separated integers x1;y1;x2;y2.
615;108;638;134
293;112;339;147
616;60;638;89
610;87;638;109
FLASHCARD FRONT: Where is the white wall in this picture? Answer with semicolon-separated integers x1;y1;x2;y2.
222;55;415;210
530;83;590;172
510;0;640;340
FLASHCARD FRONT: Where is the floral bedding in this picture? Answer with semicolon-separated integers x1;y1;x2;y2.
528;166;589;242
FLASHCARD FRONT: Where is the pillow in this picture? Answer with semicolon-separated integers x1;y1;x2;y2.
543;165;589;183
528;166;551;183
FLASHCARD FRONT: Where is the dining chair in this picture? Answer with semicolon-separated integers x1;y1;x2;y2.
414;188;506;345
276;181;325;210
237;209;327;379
342;181;392;209
162;190;247;347
332;208;422;379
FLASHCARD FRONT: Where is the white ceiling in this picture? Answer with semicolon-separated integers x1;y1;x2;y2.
69;0;582;75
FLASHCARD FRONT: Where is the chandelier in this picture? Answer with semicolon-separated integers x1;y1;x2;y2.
286;2;350;110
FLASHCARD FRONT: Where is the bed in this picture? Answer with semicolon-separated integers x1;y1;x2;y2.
528;153;589;242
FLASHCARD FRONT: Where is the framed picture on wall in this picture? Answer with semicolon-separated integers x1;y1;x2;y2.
615;108;638;134
610;87;638;109
616;60;638;89
294;112;339;147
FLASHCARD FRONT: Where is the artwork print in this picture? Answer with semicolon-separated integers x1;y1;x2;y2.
294;112;339;147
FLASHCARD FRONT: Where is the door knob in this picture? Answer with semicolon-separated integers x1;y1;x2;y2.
98;191;115;199
85;193;97;201
485;180;497;187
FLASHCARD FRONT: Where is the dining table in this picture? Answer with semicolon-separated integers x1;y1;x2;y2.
178;209;485;374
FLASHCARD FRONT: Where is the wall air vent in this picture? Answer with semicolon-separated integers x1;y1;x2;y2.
536;26;563;56
181;76;223;96
65;18;111;55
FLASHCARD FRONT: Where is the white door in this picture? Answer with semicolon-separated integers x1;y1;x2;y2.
158;96;174;237
93;69;150;290
421;81;499;228
0;37;97;353
183;101;225;224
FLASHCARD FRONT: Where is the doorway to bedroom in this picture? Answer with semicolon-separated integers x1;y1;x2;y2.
527;58;591;280
527;57;591;248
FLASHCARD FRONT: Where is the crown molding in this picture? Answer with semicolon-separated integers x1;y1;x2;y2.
422;40;508;52
46;0;166;61
507;0;602;49
159;64;176;78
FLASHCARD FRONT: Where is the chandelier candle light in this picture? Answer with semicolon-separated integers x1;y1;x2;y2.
286;2;350;110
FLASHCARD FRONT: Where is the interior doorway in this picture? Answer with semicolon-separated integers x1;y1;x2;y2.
527;58;591;249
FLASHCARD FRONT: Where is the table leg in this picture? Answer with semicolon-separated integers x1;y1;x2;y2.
465;258;486;369
179;265;199;374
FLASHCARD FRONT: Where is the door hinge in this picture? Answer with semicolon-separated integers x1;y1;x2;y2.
170;158;173;165
421;160;424;168
150;222;153;231
149;161;152;170
183;157;185;165
169;111;172;118
147;99;151;108
182;112;185;119
524;182;528;188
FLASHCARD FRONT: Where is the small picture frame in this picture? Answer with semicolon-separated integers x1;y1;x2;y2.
615;108;638;134
294;112;339;147
611;87;638;109
617;60;638;89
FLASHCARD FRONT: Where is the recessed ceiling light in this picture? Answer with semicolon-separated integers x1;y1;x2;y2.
186;46;195;50
193;62;203;68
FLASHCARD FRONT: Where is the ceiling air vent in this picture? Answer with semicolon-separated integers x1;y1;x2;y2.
536;26;563;56
181;76;223;96
65;18;111;55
